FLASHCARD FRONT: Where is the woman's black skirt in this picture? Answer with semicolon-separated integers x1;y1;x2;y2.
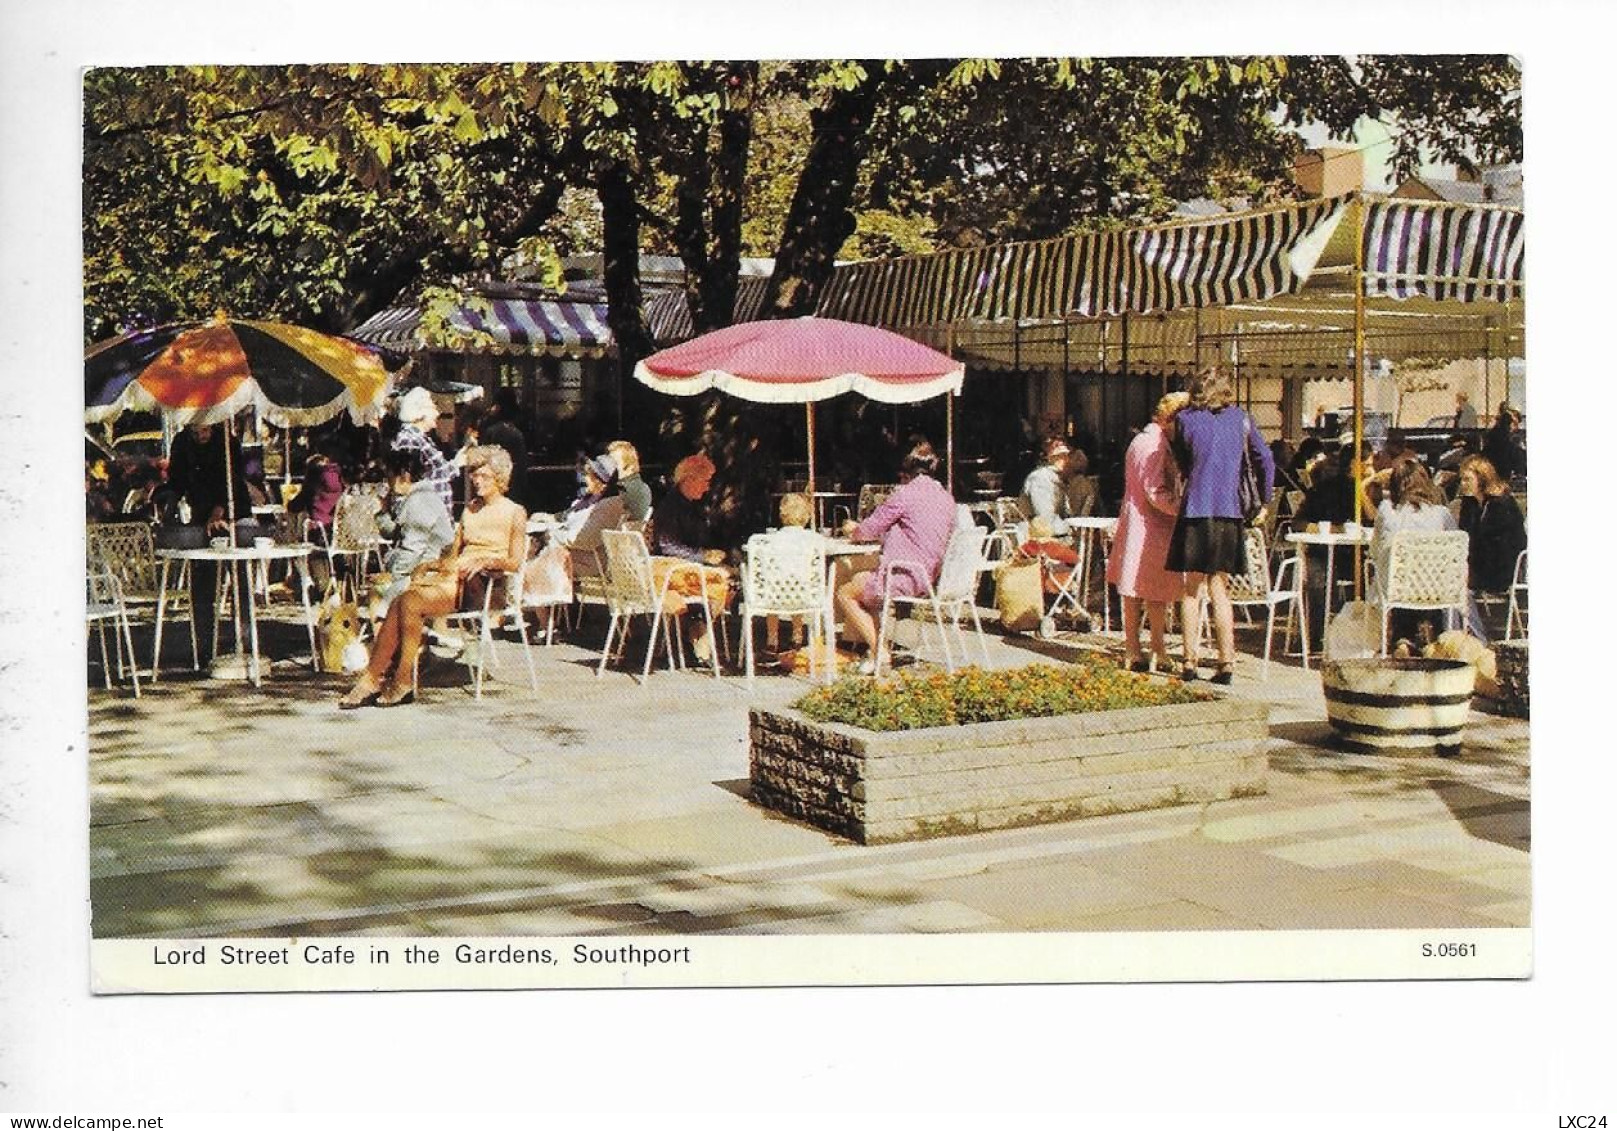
1166;516;1247;576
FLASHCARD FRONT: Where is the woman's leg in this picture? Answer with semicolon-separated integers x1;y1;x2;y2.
1144;600;1170;665
836;571;881;655
341;596;401;704
387;586;456;691
1208;572;1237;667
1180;573;1207;668
1121;595;1144;664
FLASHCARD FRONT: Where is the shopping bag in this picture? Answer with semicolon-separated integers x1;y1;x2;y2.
995;556;1044;634
316;593;366;673
1324;599;1380;659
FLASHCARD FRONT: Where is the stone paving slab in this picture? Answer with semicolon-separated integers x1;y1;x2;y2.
88;616;1531;938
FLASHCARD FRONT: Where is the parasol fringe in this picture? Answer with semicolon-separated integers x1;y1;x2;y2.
632;363;965;406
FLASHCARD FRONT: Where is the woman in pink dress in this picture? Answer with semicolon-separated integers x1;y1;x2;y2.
1106;392;1188;673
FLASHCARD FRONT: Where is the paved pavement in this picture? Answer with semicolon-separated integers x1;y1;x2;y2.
87;609;1530;938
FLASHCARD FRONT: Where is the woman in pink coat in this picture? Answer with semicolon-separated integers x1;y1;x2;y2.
1106;392;1188;672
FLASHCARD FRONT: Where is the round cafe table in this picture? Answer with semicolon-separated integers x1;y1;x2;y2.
1061;515;1118;630
155;542;320;686
1285;526;1372;655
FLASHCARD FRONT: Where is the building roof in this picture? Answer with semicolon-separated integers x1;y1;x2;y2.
1393;175;1523;207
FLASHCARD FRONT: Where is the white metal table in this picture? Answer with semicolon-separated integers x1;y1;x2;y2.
1286;526;1372;645
1063;515;1118;630
155;543;320;686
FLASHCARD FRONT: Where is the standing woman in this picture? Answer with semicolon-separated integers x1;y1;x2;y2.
1167;368;1275;684
339;445;527;708
1107;391;1188;674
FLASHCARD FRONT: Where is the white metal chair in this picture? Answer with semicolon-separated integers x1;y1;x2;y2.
874;526;990;675
1376;530;1471;655
1504;549;1528;641
992;495;1028;532
597;529;721;684
1037;533;1091;628
88;521;197;675
929;523;993;667
414;564;540;701
1210;526;1307;677
87;565;141;697
566;496;627;619
325;491;386;601
739;530;832;688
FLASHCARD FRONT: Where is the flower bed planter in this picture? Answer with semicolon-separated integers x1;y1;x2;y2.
749;697;1270;845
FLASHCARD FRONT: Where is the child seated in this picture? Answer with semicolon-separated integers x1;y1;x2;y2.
750;492;824;658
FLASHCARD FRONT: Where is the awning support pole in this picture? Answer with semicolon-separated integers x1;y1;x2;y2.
1483;315;1493;421
1352;195;1367;596
945;324;956;495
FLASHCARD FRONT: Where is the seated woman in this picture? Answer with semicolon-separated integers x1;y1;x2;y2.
1369;458;1458;650
287;446;345;544
649;453;732;663
835;441;957;674
523;454;625;603
1456;454;1526;596
339;446;527;708
371;447;455;618
1019;437;1075;535
607;440;653;523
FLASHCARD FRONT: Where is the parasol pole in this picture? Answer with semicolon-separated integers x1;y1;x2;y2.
225;416;238;548
805;401;817;503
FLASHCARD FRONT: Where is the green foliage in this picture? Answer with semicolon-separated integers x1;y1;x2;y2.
83;55;1521;349
838;209;938;260
794;659;1209;732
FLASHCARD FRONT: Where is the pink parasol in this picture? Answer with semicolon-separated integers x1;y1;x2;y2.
634;317;965;496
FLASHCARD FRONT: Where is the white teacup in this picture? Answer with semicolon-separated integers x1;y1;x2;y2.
1342;522;1362;538
209;537;230;550
254;537;274;550
1317;521;1333;536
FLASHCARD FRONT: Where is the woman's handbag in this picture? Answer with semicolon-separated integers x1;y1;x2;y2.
1237;417;1264;524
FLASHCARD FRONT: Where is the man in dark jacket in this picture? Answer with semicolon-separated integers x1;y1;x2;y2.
160;420;257;667
476;390;531;509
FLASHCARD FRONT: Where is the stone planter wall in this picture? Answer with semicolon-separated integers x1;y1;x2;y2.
749;698;1270;844
1491;640;1529;717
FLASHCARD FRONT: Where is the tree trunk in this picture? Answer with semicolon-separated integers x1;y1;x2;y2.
597;159;655;380
761;64;893;319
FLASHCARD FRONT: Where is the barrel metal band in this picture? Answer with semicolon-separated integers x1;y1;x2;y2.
1329;719;1466;738
1324;687;1473;709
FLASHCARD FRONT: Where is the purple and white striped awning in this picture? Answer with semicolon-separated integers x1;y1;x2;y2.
349;298;613;359
1362;199;1525;303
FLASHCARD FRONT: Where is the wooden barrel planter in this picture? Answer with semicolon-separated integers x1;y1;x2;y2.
1321;657;1475;757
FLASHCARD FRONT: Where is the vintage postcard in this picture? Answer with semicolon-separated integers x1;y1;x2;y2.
73;51;1537;998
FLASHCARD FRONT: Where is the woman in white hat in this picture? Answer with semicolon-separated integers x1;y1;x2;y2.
392;386;457;512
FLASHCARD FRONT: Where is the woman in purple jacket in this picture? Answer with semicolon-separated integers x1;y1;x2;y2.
1166;368;1275;684
836;441;957;675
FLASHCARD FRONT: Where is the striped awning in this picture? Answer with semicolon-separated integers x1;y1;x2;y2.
349;298;613;359
1363;198;1525;303
643;279;770;343
817;196;1352;326
812;194;1522;330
